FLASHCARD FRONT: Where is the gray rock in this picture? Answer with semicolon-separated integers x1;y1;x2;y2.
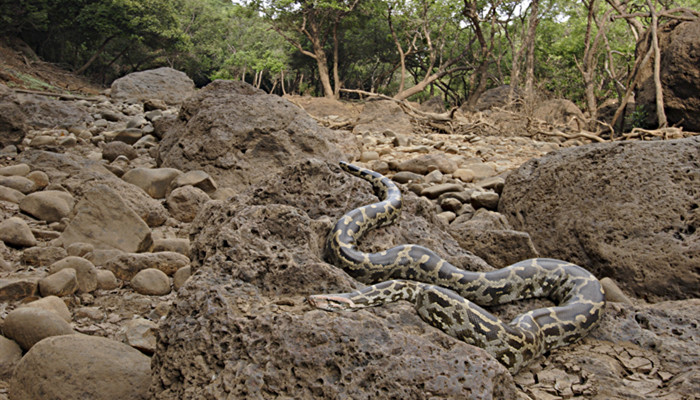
0;217;37;247
439;197;463;213
49;256;98;293
499;136;700;301
157;80;343;195
131;268;170;295
470;191;500;210
0;163;30;176
103;251;190;280
0;335;22;379
0;185;25;203
39;268;79;297
15;91;92;129
102;141;138;161
0;175;35;194
60;184;153;253
0;84;28;147
166;185;210;222
110;67;195;105
9;334;151;400
0;278;38;302
421;183;463;199
353;100;414;137
122;167;182;199
19;190;74;222
392;171;424;184
2;307;74;351
107;128;143;145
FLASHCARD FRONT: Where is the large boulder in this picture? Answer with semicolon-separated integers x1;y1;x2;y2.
156;80;344;194
0;84;27;147
151;159;515;399
499;136;700;301
14;92;92;129
634;19;700;131
352;99;414;136
110;67;195;105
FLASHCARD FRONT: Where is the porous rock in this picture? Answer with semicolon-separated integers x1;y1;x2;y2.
2;307;74;351
110;67;195;105
152;160;514;399
499;136;700;301
156;80;344;195
60;184;153;253
9;334;151;400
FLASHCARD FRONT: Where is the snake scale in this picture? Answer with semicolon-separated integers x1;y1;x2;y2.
308;161;606;373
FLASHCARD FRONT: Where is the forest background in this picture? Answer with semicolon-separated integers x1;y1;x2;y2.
1;0;699;129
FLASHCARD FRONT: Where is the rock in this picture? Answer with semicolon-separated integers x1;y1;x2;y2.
450;209;539;269
96;269;119;290
173;265;191;290
392;171;423;184
472;85;521;111
65;242;94;257
102;141;138;161
19;190;74;222
157;80;343;195
152;238;190;257
49;256;98;293
423;169;443;184
9;334;151;400
359;150;380;162
0;163;30;176
60;184;153;253
18;150;168;227
499;136;700;301
439;197;463;213
2;307;74;351
0;175;36;194
397;154;458;174
470;191;500;210
151;160;509;399
20;296;72;322
437;211;456;224
120;318;158;354
0;83;28;147
420;96;446;113
600;277;633;304
461;162;496;180
353;99;414;136
108;128;143;145
453;168;475;183
0;217;37;247
420;183;463;199
110;67;195;105
15;91;92;129
634;19;700;131
0;185;25;203
25;170;49;190
122;167;182;199
20;245;67;266
39;268;78;297
476;176;506;194
0;335;22;379
166;185;210;222
532;99;585;131
103;251;190;280
0;279;38;302
144;98;168;111
168;170;217;195
131;268;170;295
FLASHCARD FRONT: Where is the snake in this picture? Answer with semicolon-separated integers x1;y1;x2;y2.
308;161;606;373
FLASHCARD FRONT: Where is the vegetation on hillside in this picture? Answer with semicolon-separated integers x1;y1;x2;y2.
2;0;698;127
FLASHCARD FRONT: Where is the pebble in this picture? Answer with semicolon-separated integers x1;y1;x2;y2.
392;171;424;184
26;170;49;189
96;269;119;290
122;167;182;199
420;183;463;199
166;185;210;222
39;268;79;297
360;151;380;162
0;163;30;176
102;140;138;161
453;168;475;183
49;256;98;293
2;307;74;350
0;217;37;247
120;318;158;354
169;170;217;195
601;277;633;304
173;265;192;290
0;185;25;203
131;268;171;296
470;191;500;210
0;175;36;194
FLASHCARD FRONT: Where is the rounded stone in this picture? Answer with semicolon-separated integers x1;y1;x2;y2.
0;164;30;176
20;295;72;322
39;268;78;297
19;190;74;223
0;217;37;248
131;268;170;295
0;335;22;379
96;269;119;290
25;170;49;190
9;334;151;400
2;307;74;351
173;265;192;290
49;256;98;293
0;176;35;194
166;185;210;222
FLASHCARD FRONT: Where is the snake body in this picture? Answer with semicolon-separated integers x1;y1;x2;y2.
308;161;605;373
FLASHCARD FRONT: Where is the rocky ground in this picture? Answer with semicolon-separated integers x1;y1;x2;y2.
0;46;699;400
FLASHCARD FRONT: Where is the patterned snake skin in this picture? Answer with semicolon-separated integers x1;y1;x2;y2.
308;161;606;373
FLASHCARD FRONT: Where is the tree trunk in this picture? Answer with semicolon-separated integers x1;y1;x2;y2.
75;35;115;75
647;0;667;127
523;0;540;98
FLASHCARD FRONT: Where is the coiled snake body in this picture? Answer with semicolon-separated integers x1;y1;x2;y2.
308;162;605;373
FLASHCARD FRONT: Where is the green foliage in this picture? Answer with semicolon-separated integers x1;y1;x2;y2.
626;105;650;129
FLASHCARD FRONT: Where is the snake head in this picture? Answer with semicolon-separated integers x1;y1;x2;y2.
307;294;360;312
